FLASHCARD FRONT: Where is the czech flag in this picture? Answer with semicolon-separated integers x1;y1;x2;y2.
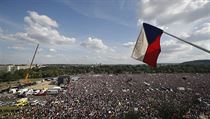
132;23;163;67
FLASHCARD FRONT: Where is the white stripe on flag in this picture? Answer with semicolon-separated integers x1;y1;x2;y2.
131;27;148;61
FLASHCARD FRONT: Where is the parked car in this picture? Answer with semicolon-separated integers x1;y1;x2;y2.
16;98;28;107
46;89;59;95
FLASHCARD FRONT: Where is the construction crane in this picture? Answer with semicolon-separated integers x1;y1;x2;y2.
21;44;39;85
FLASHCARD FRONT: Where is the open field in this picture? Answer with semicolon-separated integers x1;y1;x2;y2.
0;78;44;91
27;81;56;90
0;81;20;91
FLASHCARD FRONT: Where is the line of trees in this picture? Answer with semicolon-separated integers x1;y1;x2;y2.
0;64;210;82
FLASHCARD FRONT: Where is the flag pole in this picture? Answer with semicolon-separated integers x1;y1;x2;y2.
163;31;210;54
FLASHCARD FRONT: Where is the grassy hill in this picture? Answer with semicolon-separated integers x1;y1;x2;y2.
181;60;210;65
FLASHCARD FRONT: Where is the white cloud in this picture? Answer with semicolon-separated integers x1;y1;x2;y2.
0;34;16;41
138;0;210;26
195;40;210;51
49;48;56;52
81;37;108;50
195;23;210;34
185;23;210;42
122;42;135;48
161;39;192;54
45;54;53;58
135;0;210;63
24;11;58;28
0;27;3;33
8;46;25;50
0;11;76;45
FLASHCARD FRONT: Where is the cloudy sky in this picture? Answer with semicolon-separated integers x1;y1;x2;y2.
0;0;209;64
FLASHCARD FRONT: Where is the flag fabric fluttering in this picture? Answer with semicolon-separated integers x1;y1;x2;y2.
132;23;210;67
132;23;163;67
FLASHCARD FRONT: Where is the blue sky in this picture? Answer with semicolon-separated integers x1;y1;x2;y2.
0;0;209;64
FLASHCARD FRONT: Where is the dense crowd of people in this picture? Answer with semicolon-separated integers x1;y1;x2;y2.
2;73;210;119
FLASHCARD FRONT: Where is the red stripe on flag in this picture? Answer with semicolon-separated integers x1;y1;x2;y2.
143;35;161;67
